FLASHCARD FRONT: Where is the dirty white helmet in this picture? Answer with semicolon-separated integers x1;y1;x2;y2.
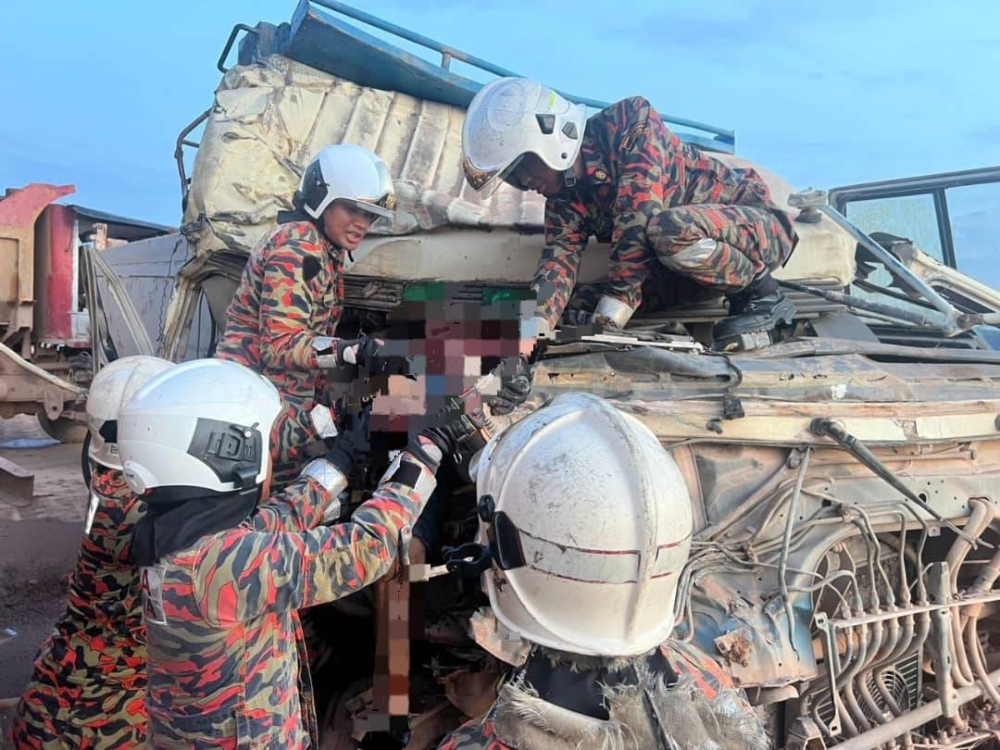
86;355;174;470
299;143;397;223
475;392;693;657
117;359;282;497
462;77;587;195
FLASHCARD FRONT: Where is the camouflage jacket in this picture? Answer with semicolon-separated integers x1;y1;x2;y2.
9;470;148;749
141;451;438;749
532;96;776;327
438;640;769;750
216;220;345;473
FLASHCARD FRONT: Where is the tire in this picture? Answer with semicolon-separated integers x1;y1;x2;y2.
35;406;88;444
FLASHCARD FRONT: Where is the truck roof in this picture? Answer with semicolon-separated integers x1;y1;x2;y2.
228;0;735;154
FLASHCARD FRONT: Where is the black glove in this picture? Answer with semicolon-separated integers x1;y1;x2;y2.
323;430;361;476
561;308;599;327
419;395;488;468
559;309;624;335
488;355;533;416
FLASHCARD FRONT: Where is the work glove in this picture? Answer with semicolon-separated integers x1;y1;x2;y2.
323;430;361;476
559;309;625;336
314;336;382;369
301;430;361;524
418;392;489;470
561;308;599;327
488;355;533;416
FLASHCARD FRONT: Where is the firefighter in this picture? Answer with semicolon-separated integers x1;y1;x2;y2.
461;77;800;351
438;392;771;750
215;143;398;487
9;355;174;750
117;358;482;748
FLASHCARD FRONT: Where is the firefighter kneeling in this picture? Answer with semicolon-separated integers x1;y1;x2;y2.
115;358;477;749
440;392;771;750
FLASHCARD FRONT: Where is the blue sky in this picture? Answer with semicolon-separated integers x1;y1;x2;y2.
1;0;998;228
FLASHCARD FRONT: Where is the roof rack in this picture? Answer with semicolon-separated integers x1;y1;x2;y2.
221;0;736;154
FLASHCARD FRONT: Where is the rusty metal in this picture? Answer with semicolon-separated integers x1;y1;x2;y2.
0;455;34;506
787;717;828;750
0;184;75;348
830;664;1000;749
930;563;960;719
810;418;980;545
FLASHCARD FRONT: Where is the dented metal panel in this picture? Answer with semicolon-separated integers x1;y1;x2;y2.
99;234;213;361
181;55;857;290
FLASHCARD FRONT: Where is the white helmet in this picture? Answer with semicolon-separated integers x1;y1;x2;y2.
86;355;174;470
298;143;397;223
475;392;693;657
117;359;282;496
462;77;587;195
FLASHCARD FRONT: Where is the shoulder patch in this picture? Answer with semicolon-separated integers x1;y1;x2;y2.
302;256;322;282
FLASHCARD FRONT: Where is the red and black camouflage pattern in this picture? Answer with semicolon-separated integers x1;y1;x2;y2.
648;203;796;292
9;469;148;749
532;96;798;328
437;640;748;750
216;220;345;487
141;453;436;749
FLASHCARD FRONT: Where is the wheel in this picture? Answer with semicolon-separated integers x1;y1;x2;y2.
35;406;88;443
81;431;93;489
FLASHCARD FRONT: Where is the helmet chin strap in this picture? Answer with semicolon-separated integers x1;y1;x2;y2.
561;168;577;189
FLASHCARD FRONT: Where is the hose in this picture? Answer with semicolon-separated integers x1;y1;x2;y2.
964;614;1000;707
809;418;983;547
855;621;889;728
830;664;1000;750
945;498;994;687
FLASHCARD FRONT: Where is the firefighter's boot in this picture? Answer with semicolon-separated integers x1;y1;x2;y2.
712;271;795;352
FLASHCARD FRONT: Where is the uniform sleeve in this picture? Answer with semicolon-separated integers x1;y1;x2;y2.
258;226;329;370
531;198;590;329
249;475;334;533
605;97;676;311
195;452;436;626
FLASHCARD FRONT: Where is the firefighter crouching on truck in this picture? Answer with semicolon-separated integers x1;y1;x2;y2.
438;392;771;750
461;77;800;353
215;143;397;490
9;355;174;750
115;358;484;748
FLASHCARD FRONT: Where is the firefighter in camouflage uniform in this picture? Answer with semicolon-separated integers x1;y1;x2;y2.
9;355;173;750
116;358;483;749
438;393;770;750
215;143;398;488
461;77;799;351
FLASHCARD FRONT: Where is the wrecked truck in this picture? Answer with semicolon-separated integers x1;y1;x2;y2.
102;1;1000;747
0;184;169;448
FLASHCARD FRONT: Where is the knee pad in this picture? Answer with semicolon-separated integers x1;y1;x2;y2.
660;238;720;271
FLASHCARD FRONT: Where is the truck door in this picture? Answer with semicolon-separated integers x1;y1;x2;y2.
828;166;1000;289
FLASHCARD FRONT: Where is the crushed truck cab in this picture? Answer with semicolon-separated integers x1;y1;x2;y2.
101;2;1000;748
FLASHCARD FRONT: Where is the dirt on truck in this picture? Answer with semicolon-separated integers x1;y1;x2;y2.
13;1;1000;748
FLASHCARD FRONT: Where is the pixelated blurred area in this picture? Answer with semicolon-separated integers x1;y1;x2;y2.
328;282;542;452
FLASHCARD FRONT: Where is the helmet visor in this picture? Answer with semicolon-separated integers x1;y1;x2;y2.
339;197;396;226
463;155;524;197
